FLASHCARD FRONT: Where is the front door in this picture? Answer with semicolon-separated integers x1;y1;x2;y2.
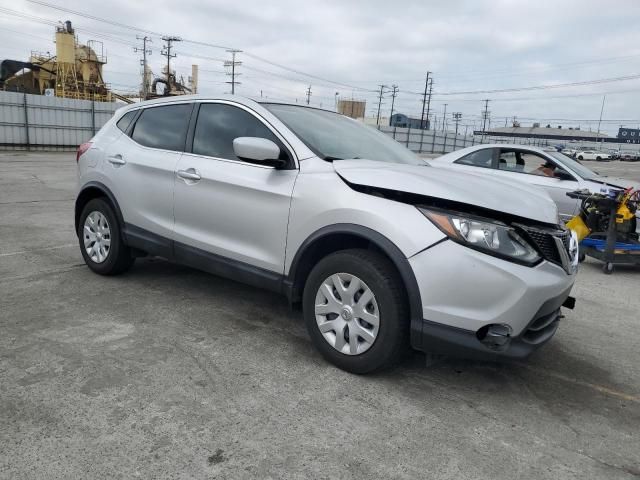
173;102;298;274
492;148;581;221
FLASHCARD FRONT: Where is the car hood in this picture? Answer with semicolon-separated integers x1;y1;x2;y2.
333;159;558;224
589;176;640;190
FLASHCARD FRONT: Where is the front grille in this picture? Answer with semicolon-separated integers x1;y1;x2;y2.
519;225;570;266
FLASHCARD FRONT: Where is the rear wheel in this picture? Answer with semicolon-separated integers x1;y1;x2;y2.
302;249;409;374
78;198;134;275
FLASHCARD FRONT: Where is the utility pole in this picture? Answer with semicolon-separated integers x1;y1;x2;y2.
376;84;388;126
597;95;606;141
420;72;431;129
481;99;491;133
442;103;448;131
224;49;242;94
305;85;312;105
389;85;399;126
452;112;462;149
334;92;339;112
134;35;152;99
425;77;433;130
161;36;181;83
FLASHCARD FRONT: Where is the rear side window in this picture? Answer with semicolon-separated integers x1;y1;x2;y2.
131;104;192;151
116;111;136;134
192;103;289;162
454;148;494;168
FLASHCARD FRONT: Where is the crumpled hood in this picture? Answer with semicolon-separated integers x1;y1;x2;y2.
333;159;558;224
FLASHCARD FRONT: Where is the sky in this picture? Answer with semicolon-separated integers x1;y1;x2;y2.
2;0;640;135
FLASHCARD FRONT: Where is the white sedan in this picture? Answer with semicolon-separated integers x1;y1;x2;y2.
429;144;639;224
576;150;611;161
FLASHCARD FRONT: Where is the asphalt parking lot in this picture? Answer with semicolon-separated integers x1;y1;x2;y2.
1;152;639;479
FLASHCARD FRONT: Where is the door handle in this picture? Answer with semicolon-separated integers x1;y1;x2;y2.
177;169;201;181
107;154;126;165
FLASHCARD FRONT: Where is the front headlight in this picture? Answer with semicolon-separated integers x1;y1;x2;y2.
419;207;541;265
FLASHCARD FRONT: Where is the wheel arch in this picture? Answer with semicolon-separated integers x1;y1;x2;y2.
75;182;125;236
285;224;424;349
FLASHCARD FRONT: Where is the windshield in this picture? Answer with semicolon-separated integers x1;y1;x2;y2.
262;104;425;165
548;151;599;180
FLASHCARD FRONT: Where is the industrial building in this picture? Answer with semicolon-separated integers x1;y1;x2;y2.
337;99;366;119
479;125;611;142
390;113;430;130
618;127;640;144
0;21;111;101
0;21;197;103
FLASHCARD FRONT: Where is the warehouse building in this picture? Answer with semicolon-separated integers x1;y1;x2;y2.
479;125;610;142
390;113;430;130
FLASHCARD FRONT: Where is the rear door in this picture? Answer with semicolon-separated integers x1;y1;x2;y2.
492;148;580;221
173;101;298;274
103;103;193;242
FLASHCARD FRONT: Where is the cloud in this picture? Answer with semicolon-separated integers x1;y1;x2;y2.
1;0;639;134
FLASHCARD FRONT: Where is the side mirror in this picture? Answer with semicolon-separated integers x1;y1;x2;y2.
555;169;575;181
233;137;285;168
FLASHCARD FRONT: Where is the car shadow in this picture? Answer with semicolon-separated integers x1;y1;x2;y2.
121;257;637;416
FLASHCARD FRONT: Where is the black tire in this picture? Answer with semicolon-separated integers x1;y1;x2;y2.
596;156;602;161
78;198;134;275
578;156;583;160
302;249;409;374
603;262;614;275
578;252;586;263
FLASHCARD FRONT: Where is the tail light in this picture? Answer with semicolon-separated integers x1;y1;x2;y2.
76;142;92;162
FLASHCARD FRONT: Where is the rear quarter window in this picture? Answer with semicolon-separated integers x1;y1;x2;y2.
116;110;137;134
454;148;494;168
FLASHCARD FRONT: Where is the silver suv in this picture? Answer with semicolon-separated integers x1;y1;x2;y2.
75;95;578;373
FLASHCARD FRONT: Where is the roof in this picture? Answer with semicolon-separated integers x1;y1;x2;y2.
116;94;337;114
486;126;610;139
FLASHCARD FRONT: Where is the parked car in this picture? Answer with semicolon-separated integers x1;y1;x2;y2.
576;150;611;161
76;96;577;373
430;144;640;224
620;152;640;162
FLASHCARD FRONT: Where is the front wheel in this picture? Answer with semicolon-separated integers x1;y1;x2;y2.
302;249;409;374
578;156;584;160
596;156;602;161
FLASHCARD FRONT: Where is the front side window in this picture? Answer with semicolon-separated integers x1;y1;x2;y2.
131;104;192;151
548;151;597;180
192;103;289;163
498;149;563;178
454;148;494;168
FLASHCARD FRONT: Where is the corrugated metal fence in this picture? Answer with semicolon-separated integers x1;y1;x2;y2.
0;91;119;151
376;125;551;154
